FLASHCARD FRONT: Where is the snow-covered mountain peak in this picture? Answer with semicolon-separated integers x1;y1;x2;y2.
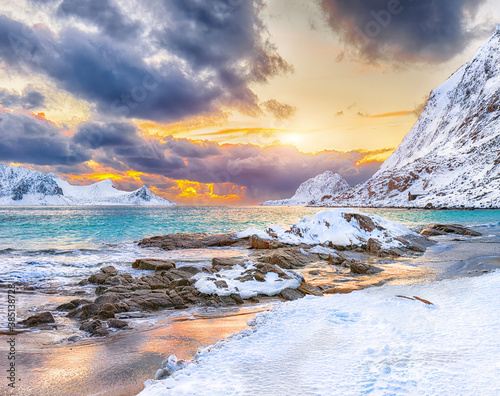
316;27;500;209
262;171;349;206
0;164;177;206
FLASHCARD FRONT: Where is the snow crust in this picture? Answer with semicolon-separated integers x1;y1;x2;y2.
236;209;417;249
140;271;500;395
262;171;349;206
192;262;301;299
0;164;176;206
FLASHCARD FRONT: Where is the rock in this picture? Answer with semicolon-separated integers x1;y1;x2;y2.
20;312;55;327
366;238;382;254
343;213;382;232
211;257;244;270
132;259;176;271
230;293;244;305
279;288;305;301
93;327;110;337
420;224;482;236
108;318;129;329
101;265;118;276
349;261;380;275
261;248;316;269
250;234;270;249
55;299;91;311
88;272;110;285
168;267;200;280
214;280;229;289
80;320;103;334
297;283;323;296
67;335;81;343
138;233;245;250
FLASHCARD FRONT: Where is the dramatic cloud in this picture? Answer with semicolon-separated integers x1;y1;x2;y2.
0;1;292;123
319;0;489;63
0;87;45;110
58;0;140;40
0;109;90;165
66;122;381;200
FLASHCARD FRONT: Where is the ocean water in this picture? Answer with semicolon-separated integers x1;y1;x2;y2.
0;206;499;286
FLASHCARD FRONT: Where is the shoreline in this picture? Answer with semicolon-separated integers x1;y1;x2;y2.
1;211;498;395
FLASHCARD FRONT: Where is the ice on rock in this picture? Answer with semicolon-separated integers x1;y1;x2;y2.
140;271;500;396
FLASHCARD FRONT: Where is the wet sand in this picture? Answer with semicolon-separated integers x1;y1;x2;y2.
0;294;273;396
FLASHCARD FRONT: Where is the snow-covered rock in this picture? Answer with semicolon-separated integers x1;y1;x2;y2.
0;164;176;206
319;26;500;209
237;209;420;250
192;261;301;299
262;171;349;206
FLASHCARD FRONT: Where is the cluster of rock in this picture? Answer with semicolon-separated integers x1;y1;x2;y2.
17;221;481;338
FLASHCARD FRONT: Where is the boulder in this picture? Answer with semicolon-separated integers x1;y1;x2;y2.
132;259;176;271
279;288;305;301
366;238;382;254
211;257;244;270
101;265;118;276
261;248;315;269
108;319;129;329
88;272;110;285
138;233;245;250
55;299;91;311
420;224;482;236
20;312;55;327
349;261;380;275
250;235;270;249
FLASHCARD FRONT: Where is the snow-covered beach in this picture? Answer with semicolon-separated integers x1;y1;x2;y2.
141;270;500;396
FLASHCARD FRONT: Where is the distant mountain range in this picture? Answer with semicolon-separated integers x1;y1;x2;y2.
0;164;176;206
265;25;500;209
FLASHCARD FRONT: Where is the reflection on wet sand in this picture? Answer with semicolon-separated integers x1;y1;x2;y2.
2;305;272;396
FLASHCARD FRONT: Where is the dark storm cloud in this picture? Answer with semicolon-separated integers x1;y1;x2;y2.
319;0;488;63
0;1;292;122
0;110;90;165
0;87;46;110
58;0;140;40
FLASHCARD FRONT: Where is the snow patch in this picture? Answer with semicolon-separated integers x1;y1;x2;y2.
192;262;301;299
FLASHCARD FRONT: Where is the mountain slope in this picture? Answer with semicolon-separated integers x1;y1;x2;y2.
262;171;349;206
319;25;500;209
0;164;177;206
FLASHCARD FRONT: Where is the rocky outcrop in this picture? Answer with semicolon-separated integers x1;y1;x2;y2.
19;312;55;327
419;224;482;236
138;232;247;250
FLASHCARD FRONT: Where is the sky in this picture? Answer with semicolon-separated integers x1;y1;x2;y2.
0;0;499;205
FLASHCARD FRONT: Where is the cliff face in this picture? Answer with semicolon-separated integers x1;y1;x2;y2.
319;26;500;209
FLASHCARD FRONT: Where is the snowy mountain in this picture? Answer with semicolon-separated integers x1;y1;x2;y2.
318;25;500;209
0;164;177;206
262;171;349;206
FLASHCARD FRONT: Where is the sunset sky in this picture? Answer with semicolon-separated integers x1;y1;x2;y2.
1;0;499;204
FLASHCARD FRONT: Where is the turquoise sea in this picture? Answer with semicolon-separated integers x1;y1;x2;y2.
0;206;499;285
